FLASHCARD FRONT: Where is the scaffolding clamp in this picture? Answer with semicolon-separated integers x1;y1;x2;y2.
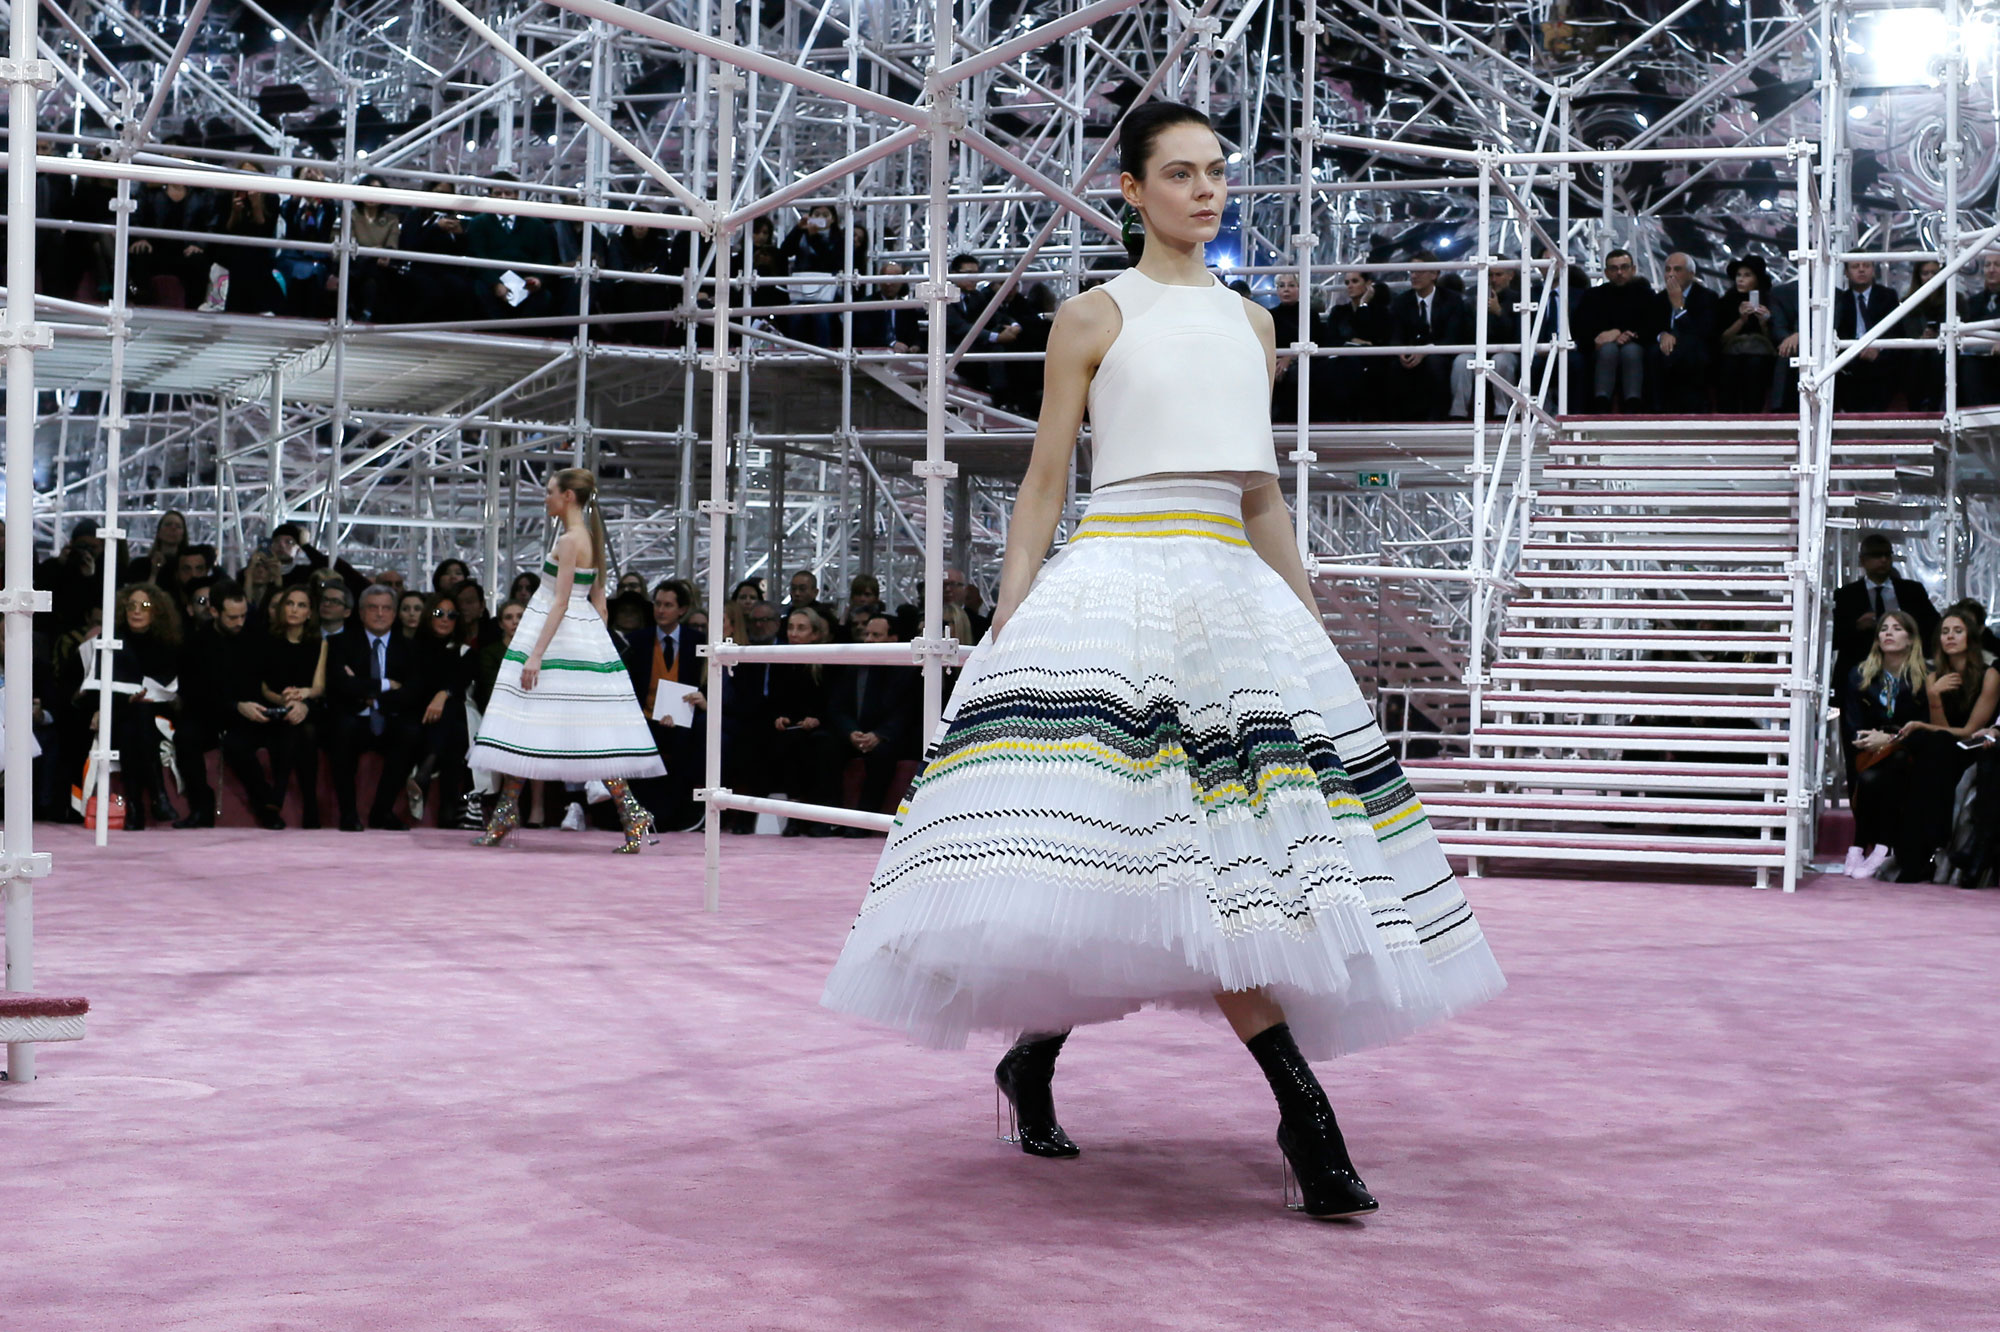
0;323;54;350
912;280;954;304
1294;17;1327;37
1288;448;1318;463
908;636;961;664
94;636;124;655
0;588;51;615
911;459;959;479
0;58;57;88
697;499;738;517
1290;233;1318;249
0;852;53;884
699;353;740;374
696;785;732;805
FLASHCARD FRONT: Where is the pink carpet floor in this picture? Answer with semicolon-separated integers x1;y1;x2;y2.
4;825;1998;1331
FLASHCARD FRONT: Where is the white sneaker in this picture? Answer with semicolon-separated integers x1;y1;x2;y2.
1843;846;1865;877
1855;845;1892;880
560;801;586;831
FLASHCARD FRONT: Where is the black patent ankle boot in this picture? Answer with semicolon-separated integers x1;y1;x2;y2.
1246;1023;1378;1218
995;1031;1080;1159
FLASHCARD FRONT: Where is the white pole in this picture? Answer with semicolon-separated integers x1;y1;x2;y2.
919;0;958;744
4;0;51;1083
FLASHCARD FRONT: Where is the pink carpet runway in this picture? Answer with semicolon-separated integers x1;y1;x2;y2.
4;826;1997;1331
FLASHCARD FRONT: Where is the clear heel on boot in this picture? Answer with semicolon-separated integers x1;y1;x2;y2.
996;1083;1021;1146
1282;1151;1303;1212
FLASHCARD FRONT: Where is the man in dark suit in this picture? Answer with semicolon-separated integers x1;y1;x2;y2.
620;578;707;833
325;585;425;830
825;614;917;831
1387;261;1470;420
1575;249;1658;412
1961;251;2000;407
1831;532;1941;686
1832;260;1902;412
1648;252;1719;412
465;172;562;321
1767;278;1802;411
172;583;261;828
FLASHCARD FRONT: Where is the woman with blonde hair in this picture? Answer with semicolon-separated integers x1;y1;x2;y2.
468;467;664;852
1841;610;1932;879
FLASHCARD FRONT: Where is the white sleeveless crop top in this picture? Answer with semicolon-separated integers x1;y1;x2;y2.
1085;268;1279;489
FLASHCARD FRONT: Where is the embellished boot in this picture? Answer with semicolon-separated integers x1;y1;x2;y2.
473;779;522;848
995;1032;1080;1159
1246;1022;1378;1218
608;780;656;854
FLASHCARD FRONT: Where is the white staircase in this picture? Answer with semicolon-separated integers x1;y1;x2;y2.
1410;424;1808;885
1406;418;1941;888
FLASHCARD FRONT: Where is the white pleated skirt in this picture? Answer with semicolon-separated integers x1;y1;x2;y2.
468;575;665;783
821;476;1505;1060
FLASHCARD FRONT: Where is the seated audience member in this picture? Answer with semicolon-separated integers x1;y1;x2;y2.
240;584;326;829
605;209;686;345
1832;259;1901;412
743;215;791;320
1900;259;1947;413
473;602;526;714
128;509;189;587
218;162;282;314
1962;252;2000;407
1649;252;1716;412
1715;256;1779;414
729;577;766;608
1576;249;1657;412
508;571;542;606
717;600;779;834
771;606;840;836
181;573;220;630
1898;605;2000;883
943;252;1019;392
173;582;256;828
396;590;428;641
1388;259;1469;421
453;580;498;654
266;521;367;597
129;180;214;306
784;568;840;631
241;551;284;629
315;578;353;641
410;592;475;829
432;558;470;598
400;181;473;316
1767;277;1802;411
1450;265;1523;419
607;590;652;652
780;204;850;348
826;613;916;829
1320;270;1394;420
277;166;338;319
617;571;649;598
843;574;886;640
325;585;424;831
943;567;989;640
621;578;707;834
1840;612;1933;880
1831;532;1941;685
1269;271;1310;424
175;546;215;602
347;176;403;323
96;584;183;829
466;172;562;321
857;260;922;351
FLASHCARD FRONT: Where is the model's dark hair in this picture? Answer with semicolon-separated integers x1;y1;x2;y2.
1117;101;1216;263
1118;100;1214;179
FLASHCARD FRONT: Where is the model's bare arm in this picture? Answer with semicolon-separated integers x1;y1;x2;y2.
990;291;1119;640
1242;479;1320;617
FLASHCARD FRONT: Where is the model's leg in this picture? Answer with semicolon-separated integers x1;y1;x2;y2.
995;1031;1080;1159
474;775;524;846
605;778;656;853
1218;987;1378;1219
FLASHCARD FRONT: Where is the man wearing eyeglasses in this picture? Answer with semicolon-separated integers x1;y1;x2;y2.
316;581;352;639
1575;248;1658;412
172;583;257;828
326;585;424;831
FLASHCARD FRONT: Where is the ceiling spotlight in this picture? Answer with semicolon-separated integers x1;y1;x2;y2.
1849;102;1870;119
1437;235;1455;251
1633;113;1648;127
1227;151;1243;164
464;139;477;151
1758;197;1774;211
271;27;287;43
547;134;558;144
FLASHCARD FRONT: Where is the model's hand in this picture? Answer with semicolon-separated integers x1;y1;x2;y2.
521;658;541;691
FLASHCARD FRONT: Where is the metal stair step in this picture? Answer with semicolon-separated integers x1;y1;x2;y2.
1469;723;1791;753
1530;515;1798;534
1422;792;1790;823
1504;600;1794;622
1516;570;1791;590
1480;690;1791;718
1497;628;1792;650
1520;542;1795;566
1543;464;1803;482
1406;758;1787;792
1491;659;1790;684
1535;490;1799;509
1432;830;1787;864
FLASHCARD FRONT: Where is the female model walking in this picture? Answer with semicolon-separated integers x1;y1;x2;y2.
822;102;1505;1218
468;467;664;852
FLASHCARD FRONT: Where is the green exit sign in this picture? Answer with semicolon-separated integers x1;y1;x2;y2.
1356;471;1395;490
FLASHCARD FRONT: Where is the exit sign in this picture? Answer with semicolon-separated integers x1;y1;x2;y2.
1356;471;1395;489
